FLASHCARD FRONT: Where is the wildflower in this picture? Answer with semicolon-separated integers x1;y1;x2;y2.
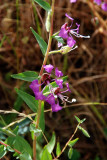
70;0;77;3
94;0;101;5
58;14;90;48
94;0;107;11
30;64;76;112
101;2;107;11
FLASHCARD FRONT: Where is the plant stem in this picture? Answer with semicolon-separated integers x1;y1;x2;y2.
54;123;80;159
33;0;55;160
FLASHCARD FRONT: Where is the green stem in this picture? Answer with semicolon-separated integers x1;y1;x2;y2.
49;50;61;54
33;0;55;160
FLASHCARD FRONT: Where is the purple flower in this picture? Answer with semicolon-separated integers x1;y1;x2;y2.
94;0;101;5
59;14;90;48
51;103;62;112
70;0;77;3
94;0;107;11
55;68;63;77
30;80;46;101
30;80;40;93
30;64;76;112
101;2;107;11
43;64;54;73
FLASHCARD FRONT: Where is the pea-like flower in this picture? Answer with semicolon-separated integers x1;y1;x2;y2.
70;0;77;3
30;64;76;112
58;14;90;48
94;0;107;11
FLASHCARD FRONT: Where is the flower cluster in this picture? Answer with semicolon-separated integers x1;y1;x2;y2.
30;64;75;112
58;14;90;49
94;0;107;11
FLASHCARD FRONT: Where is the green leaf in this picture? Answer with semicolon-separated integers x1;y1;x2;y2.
34;0;51;11
16;88;38;112
43;76;68;95
80;118;86;123
14;136;32;156
56;142;61;157
30;27;47;56
19;152;32;160
30;124;42;137
6;136;32;156
68;147;73;159
39;102;45;132
78;126;90;138
68;138;79;148
6;146;14;152
0;145;7;158
75;116;81;123
41;148;52;160
71;149;81;160
75;116;86;124
11;71;38;82
0;128;16;137
46;132;56;153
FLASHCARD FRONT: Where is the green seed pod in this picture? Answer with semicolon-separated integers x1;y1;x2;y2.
60;45;78;54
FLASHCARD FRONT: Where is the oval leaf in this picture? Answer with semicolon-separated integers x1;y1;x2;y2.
34;0;51;11
78;126;90;138
11;71;38;82
30;27;47;56
46;132;56;153
56;142;61;157
19;152;32;160
41;148;52;160
75;116;81;123
68;138;79;148
0;145;7;159
68;147;73;159
16;88;38;112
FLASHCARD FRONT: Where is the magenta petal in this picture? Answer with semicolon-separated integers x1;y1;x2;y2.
101;3;107;11
55;79;63;89
58;42;63;48
94;0;101;5
65;13;74;21
29;80;40;93
66;83;71;92
46;94;56;105
59;23;69;39
55;68;63;77
51;103;62;112
70;0;77;3
67;36;76;47
34;91;46;101
43;64;54;73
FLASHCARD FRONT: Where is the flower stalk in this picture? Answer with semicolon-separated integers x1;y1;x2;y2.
33;0;55;160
